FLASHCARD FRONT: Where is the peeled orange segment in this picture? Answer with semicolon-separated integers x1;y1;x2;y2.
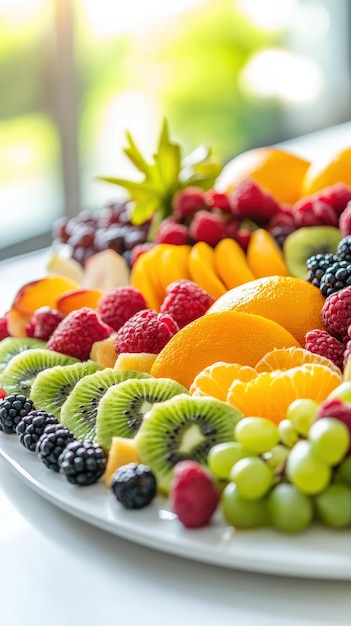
56;288;104;315
190;361;257;401
157;244;192;291
130;246;165;310
227;363;342;423
302;146;351;196
188;241;227;299
150;310;300;389
214;238;256;289
207;275;325;346
215;146;310;205
246;228;289;278
255;346;342;374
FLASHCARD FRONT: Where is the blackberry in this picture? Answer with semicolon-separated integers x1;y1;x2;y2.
0;393;34;434
111;462;157;509
306;253;337;288
16;410;58;452
337;236;351;263
36;423;75;472
59;440;107;486
319;261;351;297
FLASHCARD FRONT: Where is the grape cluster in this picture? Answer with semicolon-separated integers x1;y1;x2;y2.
208;400;351;533
52;201;150;267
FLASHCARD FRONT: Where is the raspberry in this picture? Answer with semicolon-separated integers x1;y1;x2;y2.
25;306;65;340
343;339;351;369
293;197;338;228
97;286;146;331
315;398;351;453
267;207;296;231
316;183;351;216
173;187;206;219
0;314;10;340
222;217;241;239
160;280;215;329
229;179;280;223
189;210;227;247
0;388;5;400
204;189;231;213
339;205;351;238
321;287;351;341
304;329;345;371
170;460;220;528
47;307;112;360
154;219;189;245
115;309;179;354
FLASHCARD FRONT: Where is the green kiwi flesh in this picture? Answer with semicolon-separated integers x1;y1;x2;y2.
1;348;78;396
30;360;103;419
60;368;152;442
283;226;341;280
134;394;243;495
95;377;188;451
0;337;47;378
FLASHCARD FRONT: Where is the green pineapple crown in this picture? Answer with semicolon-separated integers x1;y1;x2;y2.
97;118;221;233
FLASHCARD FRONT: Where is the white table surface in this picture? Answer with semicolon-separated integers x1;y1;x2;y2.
2;123;351;626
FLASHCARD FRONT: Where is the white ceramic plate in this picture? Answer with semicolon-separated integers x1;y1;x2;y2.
1;430;351;580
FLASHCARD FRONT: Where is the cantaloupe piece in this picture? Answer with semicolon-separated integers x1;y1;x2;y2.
90;335;117;368
104;436;140;486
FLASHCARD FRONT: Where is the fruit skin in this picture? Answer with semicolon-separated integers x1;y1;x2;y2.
115;309;179;355
97;286;146;331
315;398;351;454
214;238;256;289
246;228;289;278
150;310;300;389
56;288;104;316
302;146;351;196
47;307;112;361
170;460;219;529
111;462;157;509
160;279;214;329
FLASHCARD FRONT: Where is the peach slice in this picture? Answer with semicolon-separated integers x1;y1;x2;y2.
56;288;104;315
10;275;80;316
6;308;32;338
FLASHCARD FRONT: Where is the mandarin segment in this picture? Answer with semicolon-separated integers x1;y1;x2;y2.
190;361;256;401
214;238;256;289
188;241;227;299
246;229;289;278
150;310;300;389
255;346;342;374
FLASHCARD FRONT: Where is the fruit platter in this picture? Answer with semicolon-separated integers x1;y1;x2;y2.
3;121;351;579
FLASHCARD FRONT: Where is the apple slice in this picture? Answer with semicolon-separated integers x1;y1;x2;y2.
82;249;130;291
56;288;104;315
46;251;85;284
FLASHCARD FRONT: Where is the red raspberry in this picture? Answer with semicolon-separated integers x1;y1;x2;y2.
155;219;189;245
229;179;280;223
115;309;179;354
25;306;65;341
0;387;5;400
0;314;10;340
343;339;351;369
304;329;345;371
47;307;112;360
267;206;296;231
293;197;338;228
339;203;351;237
189;210;227;246
170;460;220;529
173;187;206;219
321;287;351;342
160;280;215;329
204;189;231;213
316;183;351;216
222;217;241;239
315;398;351;453
97;286;146;331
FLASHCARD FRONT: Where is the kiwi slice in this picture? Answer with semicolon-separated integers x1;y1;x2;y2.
30;361;103;420
95;377;188;451
60;368;152;442
283;226;341;280
1;348;79;397
134;394;243;494
0;337;47;378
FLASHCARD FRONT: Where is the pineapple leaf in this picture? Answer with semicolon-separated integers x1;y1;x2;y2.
124;131;151;174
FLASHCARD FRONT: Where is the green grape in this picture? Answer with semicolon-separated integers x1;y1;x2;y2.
308;418;350;466
286;398;319;437
335;456;351;486
278;419;299;448
208;441;254;481
229;456;274;499
263;444;289;471
221;482;268;529
234;417;279;454
286;440;331;495
314;483;351;528
267;483;313;533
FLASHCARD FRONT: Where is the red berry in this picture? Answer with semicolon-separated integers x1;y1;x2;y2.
293;197;338;228
267;207;296;230
0;314;10;340
160;280;214;329
173;187;206;219
316;183;351;216
115;309;179;354
229;179;280;223
339;203;351;237
304;329;345;371
155;220;189;245
315;398;351;453
170;460;220;529
322;287;351;342
234;228;252;252
0;387;5;400
189;210;227;247
47;307;112;360
204;189;231;213
25;306;65;341
130;242;155;267
97;286;146;331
